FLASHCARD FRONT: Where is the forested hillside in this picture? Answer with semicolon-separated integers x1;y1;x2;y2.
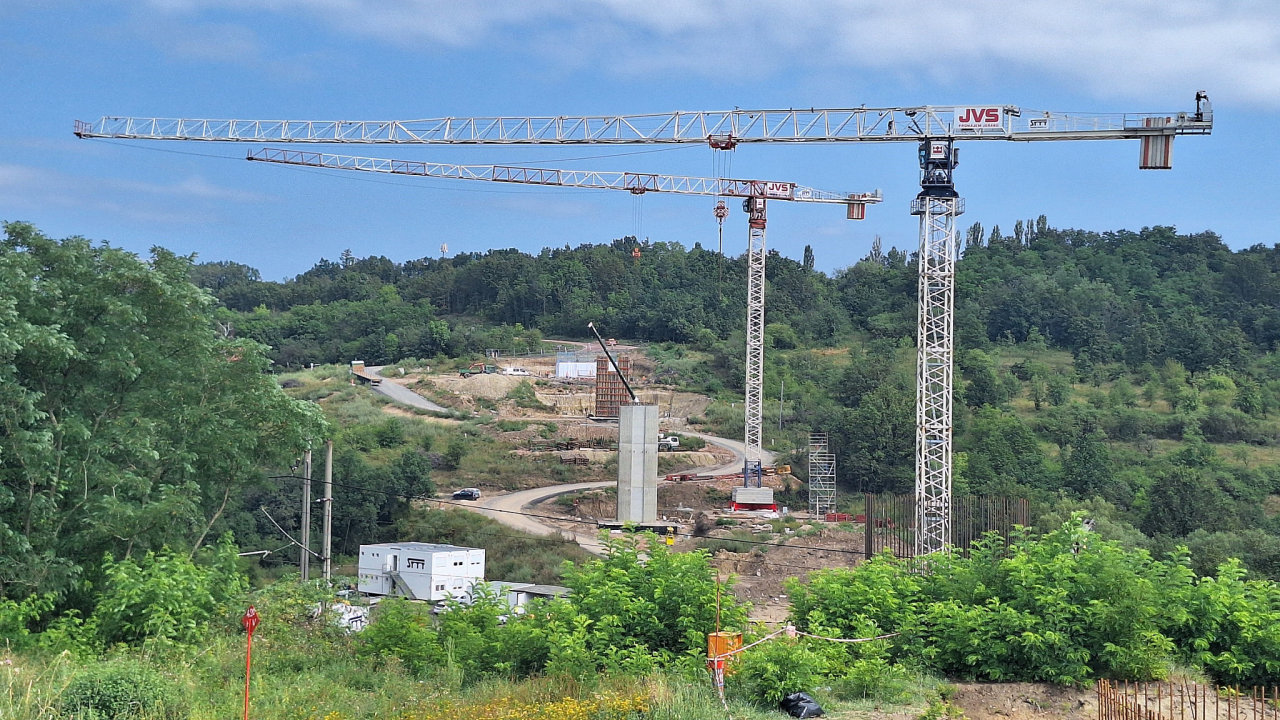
197;218;1280;578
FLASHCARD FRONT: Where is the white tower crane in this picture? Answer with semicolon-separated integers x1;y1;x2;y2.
242;147;882;471
75;92;1213;555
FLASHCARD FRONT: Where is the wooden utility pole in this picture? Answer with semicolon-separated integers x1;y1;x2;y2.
300;449;312;581
322;440;333;581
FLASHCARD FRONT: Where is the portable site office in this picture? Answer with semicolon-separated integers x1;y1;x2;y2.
357;542;485;603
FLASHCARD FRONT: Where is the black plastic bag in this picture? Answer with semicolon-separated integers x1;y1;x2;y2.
781;691;824;718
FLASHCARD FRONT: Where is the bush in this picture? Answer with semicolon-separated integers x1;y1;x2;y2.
834;656;919;702
90;535;247;647
358;597;442;676
507;381;552;411
60;659;183;720
731;639;825;705
0;593;52;650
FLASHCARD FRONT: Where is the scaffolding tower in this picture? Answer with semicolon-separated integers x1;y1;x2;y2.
808;432;836;518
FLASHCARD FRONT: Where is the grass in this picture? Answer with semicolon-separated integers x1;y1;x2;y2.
698;528;774;555
1;642;857;720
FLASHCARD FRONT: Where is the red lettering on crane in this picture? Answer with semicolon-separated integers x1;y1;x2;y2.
956;107;1002;128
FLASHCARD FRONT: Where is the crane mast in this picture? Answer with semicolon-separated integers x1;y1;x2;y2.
77;93;1213;557
246;148;881;468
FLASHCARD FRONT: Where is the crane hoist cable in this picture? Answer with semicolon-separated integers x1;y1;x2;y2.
710;137;735;291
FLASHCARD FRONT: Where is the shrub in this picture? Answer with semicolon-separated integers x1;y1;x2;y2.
507;381;552;411
59;659;183;720
833;657;920;703
0;593;52;650
731;639;825;705
90;535;247;647
358;597;442;676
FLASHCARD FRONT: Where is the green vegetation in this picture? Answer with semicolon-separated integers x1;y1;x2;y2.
15;216;1280;717
788;517;1280;687
0;222;326;602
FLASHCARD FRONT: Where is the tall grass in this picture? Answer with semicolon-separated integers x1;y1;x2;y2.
3;643;798;720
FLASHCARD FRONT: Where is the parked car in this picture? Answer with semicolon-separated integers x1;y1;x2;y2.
503;367;532;376
452;488;482;501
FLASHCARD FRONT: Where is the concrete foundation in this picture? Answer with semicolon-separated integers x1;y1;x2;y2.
617;404;659;523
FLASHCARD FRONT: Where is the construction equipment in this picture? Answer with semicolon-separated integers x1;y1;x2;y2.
460;362;498;378
75;94;1213;555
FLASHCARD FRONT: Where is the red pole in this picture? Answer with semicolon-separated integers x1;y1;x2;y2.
244;630;253;720
242;606;260;720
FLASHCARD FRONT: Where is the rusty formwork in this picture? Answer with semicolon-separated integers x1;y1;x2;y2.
1098;679;1280;720
594;355;631;418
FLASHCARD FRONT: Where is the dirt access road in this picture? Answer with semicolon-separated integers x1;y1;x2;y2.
365;358;774;554
466;433;774;555
367;365;450;413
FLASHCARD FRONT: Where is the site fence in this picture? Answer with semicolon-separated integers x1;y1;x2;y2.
1097;679;1280;720
862;493;1029;559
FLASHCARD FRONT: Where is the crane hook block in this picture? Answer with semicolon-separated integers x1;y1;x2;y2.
708;134;737;150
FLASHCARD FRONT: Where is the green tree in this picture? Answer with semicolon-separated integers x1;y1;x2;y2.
1062;429;1113;497
0;223;327;601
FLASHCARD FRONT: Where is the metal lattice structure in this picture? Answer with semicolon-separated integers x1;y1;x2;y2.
246;149;879;467
808;433;836;518
911;195;963;555
78;95;1213;558
743;198;767;463
76;105;1210;145
246;149;874;204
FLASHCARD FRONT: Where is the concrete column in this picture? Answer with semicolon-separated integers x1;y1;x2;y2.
617;404;659;523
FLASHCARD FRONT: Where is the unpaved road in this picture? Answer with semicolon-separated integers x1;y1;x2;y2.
367;365;450;413
460;432;773;554
372;365;775;553
470;481;614;555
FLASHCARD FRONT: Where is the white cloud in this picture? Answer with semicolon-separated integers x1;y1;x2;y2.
0;163;269;224
134;0;1280;108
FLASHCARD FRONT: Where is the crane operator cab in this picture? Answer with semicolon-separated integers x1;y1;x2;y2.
917;139;959;198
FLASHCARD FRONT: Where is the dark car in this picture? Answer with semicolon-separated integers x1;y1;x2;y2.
452;488;482;501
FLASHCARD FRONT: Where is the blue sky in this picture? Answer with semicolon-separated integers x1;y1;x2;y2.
2;1;1276;280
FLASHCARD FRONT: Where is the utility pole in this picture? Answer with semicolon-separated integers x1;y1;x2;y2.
323;440;333;581
779;380;785;431
300;449;312;581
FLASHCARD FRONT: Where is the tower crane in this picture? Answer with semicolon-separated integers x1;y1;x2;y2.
75;92;1213;555
243;147;882;476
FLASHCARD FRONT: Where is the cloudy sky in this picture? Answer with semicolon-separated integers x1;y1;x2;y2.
2;1;1274;278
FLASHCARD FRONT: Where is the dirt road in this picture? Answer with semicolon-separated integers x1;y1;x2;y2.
368;361;773;554
366;365;450;413
459;431;771;554
471;481;614;555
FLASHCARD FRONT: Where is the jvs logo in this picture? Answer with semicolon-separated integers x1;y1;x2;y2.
761;181;794;199
956;106;1002;128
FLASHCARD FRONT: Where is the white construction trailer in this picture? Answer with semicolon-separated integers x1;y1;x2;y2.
357;542;485;603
